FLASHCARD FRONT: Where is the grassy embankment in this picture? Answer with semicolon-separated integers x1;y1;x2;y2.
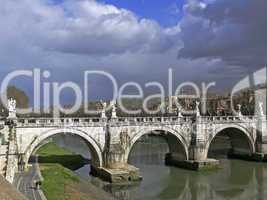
36;142;113;200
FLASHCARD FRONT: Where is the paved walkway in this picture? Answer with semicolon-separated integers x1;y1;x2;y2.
14;156;46;200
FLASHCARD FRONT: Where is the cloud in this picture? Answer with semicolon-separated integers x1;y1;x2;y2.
0;0;180;56
0;0;264;102
179;0;267;70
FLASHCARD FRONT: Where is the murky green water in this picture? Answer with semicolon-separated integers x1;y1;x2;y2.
53;134;267;200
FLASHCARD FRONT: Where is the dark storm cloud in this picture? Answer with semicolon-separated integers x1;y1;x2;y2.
179;0;267;70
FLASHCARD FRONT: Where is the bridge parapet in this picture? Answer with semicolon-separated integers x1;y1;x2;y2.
200;115;257;123
16;117;106;128
14;115;262;128
109;116;192;127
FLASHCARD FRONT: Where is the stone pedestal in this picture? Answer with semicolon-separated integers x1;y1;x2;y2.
228;150;265;162
165;153;219;171
94;142;142;183
91;165;142;183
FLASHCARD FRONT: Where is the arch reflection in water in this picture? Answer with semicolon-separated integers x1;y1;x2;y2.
105;134;267;200
106;134;188;200
207;127;254;159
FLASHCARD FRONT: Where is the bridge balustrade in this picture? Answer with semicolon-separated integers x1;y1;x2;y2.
109;116;192;126
11;114;264;128
201;116;256;123
16;117;106;127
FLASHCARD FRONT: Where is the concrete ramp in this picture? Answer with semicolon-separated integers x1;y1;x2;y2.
0;175;26;200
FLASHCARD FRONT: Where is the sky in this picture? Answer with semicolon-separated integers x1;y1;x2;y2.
0;0;266;104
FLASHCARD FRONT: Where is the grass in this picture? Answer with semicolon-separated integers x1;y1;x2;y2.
40;164;80;200
37;142;89;170
36;142;74;156
36;142;89;200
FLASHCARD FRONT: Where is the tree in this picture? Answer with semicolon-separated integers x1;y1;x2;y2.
6;85;29;109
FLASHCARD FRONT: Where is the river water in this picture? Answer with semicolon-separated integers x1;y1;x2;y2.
53;134;267;200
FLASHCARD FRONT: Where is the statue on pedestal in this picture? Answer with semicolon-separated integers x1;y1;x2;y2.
237;104;242;117
8;98;17;119
100;100;107;119
158;102;166;114
111;100;117;118
196;101;201;117
176;103;183;117
258;101;265;116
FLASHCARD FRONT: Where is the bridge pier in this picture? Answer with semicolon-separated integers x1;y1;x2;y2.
174;116;221;171
91;165;142;184
166;154;219;171
227;149;264;162
165;139;219;171
91;148;142;184
165;146;220;170
255;115;267;160
91;164;142;183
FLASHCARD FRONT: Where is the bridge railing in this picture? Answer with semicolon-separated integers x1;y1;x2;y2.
16;117;106;127
16;116;194;127
14;114;262;127
109;116;192;126
200;115;257;123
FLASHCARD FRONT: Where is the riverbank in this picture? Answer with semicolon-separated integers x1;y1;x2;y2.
37;142;114;200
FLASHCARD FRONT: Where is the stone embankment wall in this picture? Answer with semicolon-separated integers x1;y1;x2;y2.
5;127;19;183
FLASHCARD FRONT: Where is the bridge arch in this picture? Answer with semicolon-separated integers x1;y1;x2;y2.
206;124;255;158
125;127;189;162
24;128;103;168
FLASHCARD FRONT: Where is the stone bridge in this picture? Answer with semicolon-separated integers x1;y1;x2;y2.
1;111;266;183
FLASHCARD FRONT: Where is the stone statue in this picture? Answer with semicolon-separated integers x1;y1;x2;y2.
111;100;117;118
258;102;265;116
8;98;16;112
159;102;166;113
8;98;17;119
100;100;107;118
196;101;200;117
237;104;242;117
177;103;183;117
